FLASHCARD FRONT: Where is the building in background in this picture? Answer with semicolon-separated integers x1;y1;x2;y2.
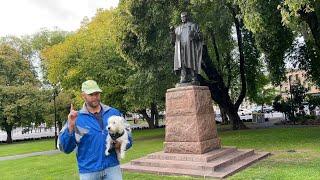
277;69;320;99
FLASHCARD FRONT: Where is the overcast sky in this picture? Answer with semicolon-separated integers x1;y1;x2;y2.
0;0;119;37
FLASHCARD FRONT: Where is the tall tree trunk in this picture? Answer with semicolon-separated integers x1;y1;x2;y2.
150;102;159;127
199;45;247;130
5;124;13;144
6;130;12;144
138;109;155;129
228;4;247;110
151;102;159;127
219;105;229;124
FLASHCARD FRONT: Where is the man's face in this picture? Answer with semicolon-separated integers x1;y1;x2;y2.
82;92;101;108
181;14;187;23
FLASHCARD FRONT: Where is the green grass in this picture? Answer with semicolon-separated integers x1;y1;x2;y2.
1;127;320;179
0;128;164;157
0;139;55;157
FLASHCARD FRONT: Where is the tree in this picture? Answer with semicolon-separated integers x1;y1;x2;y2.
0;42;42;143
279;0;320;50
249;75;277;112
44;91;73;131
290;83;308;112
41;9;131;112
306;94;320;114
237;0;294;84
30;29;69;84
273;95;292;121
116;1;177;128
116;0;275;129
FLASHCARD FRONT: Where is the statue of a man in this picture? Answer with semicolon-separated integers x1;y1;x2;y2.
170;12;203;86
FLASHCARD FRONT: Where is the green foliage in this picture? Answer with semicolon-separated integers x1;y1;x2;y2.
0;85;48;130
243;28;265;101
290;82;308;109
116;1;177;113
289;39;320;86
273;95;292;116
279;0;319;30
0;43;38;86
306;94;320;111
41;9;131;111
44;90;73;127
237;0;294;84
0;41;46;143
250;76;277;106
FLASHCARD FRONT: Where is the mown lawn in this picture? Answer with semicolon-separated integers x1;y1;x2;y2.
1;127;320;179
0;128;164;157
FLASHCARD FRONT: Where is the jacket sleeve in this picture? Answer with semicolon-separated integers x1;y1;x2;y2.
57;121;77;154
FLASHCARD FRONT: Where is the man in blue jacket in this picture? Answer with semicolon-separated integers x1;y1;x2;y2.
58;80;132;180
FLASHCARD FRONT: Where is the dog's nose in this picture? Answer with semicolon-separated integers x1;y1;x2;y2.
108;127;110;130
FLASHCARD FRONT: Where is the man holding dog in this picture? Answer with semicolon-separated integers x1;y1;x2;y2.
58;80;132;180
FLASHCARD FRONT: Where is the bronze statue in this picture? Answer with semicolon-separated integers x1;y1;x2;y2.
170;12;203;86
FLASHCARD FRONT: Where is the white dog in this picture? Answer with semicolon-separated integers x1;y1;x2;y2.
105;115;131;160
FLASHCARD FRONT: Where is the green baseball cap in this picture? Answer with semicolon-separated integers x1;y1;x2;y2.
81;80;102;94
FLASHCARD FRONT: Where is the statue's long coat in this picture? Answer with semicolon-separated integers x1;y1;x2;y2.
174;22;203;74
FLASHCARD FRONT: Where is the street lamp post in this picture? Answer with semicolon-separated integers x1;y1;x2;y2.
288;76;295;124
53;86;57;149
53;83;60;149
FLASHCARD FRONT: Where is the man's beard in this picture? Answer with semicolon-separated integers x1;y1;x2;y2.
87;100;100;108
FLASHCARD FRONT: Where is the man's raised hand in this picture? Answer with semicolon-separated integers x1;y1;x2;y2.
68;104;78;133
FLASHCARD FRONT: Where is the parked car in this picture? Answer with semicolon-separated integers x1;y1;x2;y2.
238;109;253;122
251;106;273;113
214;110;222;123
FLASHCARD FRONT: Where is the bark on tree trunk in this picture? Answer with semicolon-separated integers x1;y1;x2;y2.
6;129;13;144
199;44;247;130
228;4;247;110
219;105;229;124
150;102;159;128
138;109;155;129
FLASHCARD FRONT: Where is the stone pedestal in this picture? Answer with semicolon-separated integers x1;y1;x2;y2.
164;86;221;154
121;85;270;179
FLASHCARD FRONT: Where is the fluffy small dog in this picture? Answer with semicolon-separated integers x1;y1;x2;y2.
105;115;131;160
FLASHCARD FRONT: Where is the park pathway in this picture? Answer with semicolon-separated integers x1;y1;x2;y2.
0;150;60;161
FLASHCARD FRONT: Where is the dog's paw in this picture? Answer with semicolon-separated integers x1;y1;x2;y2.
105;150;110;156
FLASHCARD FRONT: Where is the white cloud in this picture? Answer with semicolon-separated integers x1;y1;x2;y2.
0;0;119;36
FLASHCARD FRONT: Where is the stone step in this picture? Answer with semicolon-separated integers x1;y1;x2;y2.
147;147;237;162
130;149;254;172
122;163;214;178
121;149;270;179
211;151;270;178
209;149;255;170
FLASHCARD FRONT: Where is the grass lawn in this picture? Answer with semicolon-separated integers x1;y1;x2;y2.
1;127;320;179
0;128;164;157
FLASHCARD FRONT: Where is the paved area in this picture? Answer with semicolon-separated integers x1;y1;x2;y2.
0;150;61;161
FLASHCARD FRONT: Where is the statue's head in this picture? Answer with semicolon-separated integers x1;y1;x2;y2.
180;12;189;23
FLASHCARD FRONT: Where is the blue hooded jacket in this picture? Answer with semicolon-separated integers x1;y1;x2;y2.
58;103;132;173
